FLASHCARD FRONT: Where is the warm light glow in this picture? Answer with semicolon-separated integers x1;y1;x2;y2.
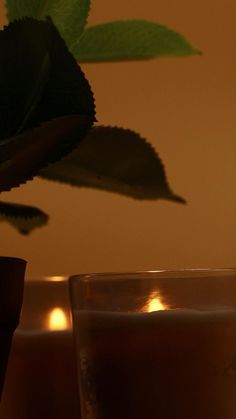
144;291;169;312
48;276;66;282
48;308;68;330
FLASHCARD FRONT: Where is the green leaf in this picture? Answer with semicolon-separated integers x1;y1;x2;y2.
5;0;91;52
73;20;201;62
0;201;48;234
39;126;185;203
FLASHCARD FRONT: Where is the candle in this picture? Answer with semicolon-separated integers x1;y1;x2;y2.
48;307;69;331
0;277;79;419
76;309;235;419
70;270;236;419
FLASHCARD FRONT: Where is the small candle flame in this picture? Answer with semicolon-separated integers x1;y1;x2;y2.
145;291;169;312
48;307;68;330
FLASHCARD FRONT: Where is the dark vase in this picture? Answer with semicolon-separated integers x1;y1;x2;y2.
0;257;26;399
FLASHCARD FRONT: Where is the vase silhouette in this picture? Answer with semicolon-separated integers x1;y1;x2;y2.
0;257;26;399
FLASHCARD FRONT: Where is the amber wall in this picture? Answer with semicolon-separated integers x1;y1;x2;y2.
0;0;235;276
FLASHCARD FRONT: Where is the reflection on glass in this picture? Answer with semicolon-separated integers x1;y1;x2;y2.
48;307;68;330
144;291;169;312
47;276;66;282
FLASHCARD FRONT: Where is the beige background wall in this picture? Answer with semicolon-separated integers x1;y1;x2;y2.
0;0;235;276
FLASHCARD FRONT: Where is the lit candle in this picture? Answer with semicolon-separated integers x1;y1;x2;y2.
70;271;236;419
143;291;169;312
48;307;69;331
0;277;79;419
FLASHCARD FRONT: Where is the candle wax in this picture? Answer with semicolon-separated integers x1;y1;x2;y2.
75;309;236;419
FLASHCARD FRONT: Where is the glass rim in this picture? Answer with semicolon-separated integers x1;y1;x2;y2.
24;276;68;283
69;268;236;284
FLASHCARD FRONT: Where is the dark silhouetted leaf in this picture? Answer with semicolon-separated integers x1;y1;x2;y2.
0;201;48;234
0;19;51;140
0;18;95;131
6;0;91;53
0;18;95;192
0;115;92;192
40;126;185;203
22;18;95;129
73;20;201;62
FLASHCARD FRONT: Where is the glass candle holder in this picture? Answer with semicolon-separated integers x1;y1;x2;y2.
69;269;236;419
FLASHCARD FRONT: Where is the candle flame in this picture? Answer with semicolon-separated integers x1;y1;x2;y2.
145;291;169;312
48;307;68;330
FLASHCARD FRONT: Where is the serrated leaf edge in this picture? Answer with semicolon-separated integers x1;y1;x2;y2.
40;125;186;203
